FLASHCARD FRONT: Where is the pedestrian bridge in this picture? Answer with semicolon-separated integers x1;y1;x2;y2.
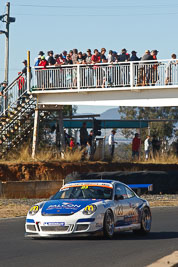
32;59;178;107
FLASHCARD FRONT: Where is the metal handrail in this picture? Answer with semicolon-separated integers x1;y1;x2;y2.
0;72;28;116
33;58;178;91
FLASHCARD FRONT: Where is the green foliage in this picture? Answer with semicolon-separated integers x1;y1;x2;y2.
118;107;178;140
63;105;77;117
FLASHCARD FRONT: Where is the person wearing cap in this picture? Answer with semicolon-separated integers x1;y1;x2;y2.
108;129;117;159
71;49;78;87
91;49;101;87
138;50;153;86
34;51;44;65
165;53;177;85
86;49;92;64
117;48;130;86
118;48;129;62
87;130;95;160
150;50;159;85
77;51;84;64
39;51;44;56
85;49;93;86
62;50;67;60
130;51;140;61
0;81;7;114
80;122;88;148
38;56;48;88
100;48;108;88
22;60;27;75
48;51;56;66
34;55;41;67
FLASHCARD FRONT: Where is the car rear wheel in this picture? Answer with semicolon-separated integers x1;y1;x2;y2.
133;207;152;235
103;209;114;239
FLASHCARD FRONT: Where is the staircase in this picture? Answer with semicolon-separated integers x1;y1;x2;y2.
0;74;36;157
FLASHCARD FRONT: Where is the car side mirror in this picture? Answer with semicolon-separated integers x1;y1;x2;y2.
114;194;124;201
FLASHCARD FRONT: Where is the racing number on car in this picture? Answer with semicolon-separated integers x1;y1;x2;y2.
115;205;123;216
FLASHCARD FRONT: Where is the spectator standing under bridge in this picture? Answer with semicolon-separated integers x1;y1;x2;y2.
80;122;88;148
132;133;141;160
87;130;95;160
144;135;151;160
108;129;117;159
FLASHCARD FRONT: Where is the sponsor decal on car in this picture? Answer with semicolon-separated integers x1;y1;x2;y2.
30;205;39;212
47;202;81;210
43;222;65;226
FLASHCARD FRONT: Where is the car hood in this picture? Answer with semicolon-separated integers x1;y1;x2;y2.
41;199;101;216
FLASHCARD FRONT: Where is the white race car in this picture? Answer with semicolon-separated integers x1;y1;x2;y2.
25;179;152;238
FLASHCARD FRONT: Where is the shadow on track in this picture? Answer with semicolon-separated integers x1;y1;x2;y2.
27;231;178;242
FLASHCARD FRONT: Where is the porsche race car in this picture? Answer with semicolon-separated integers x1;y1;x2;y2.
25;179;152;238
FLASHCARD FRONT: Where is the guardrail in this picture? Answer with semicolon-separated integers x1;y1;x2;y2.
0;73;27;116
33;59;178;91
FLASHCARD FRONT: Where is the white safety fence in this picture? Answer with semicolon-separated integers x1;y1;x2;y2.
0;73;27;116
33;59;178;90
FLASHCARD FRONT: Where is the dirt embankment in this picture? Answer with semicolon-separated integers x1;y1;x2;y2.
0;161;178;182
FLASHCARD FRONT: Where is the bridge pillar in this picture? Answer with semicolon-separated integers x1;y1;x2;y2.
32;107;39;158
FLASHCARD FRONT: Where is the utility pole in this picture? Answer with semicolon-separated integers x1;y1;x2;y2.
4;2;10;84
0;2;15;84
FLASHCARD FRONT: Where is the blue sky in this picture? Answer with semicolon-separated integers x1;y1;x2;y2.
0;0;178;113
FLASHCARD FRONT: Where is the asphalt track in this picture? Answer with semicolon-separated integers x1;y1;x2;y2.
0;207;178;267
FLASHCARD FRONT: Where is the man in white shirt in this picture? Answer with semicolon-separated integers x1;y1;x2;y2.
108;130;117;159
144;135;151;160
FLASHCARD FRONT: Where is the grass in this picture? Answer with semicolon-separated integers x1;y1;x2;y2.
1;144;178;164
2;145;84;163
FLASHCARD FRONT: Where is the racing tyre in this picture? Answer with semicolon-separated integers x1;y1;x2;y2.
103;209;114;239
133;207;152;235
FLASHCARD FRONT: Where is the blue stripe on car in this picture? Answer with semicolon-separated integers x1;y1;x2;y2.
26;219;35;223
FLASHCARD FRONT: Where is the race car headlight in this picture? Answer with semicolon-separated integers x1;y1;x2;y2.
28;205;39;216
83;205;97;215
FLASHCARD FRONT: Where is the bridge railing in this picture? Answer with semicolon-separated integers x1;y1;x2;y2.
0;73;27;116
32;59;178;91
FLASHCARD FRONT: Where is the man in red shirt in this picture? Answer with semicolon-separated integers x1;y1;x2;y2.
39;56;48;88
132;133;141;160
91;49;101;87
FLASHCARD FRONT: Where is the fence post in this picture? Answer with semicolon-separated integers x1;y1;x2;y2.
130;62;134;88
77;65;80;90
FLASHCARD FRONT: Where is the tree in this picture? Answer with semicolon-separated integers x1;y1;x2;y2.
63;105;77;117
118;107;178;141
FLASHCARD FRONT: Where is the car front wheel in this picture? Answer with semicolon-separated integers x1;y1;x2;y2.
103;209;114;239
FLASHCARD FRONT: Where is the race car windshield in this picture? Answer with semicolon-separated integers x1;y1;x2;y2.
51;185;113;200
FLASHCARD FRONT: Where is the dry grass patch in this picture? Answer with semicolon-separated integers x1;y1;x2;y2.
0;203;30;218
1;145;84;163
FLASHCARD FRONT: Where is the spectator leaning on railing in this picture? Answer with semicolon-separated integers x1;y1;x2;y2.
0;81;7;114
33;47;177;89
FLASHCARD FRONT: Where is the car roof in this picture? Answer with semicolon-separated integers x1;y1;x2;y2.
65;179;118;185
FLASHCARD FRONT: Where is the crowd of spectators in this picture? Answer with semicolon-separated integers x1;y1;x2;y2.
34;48;159;67
33;48;178;88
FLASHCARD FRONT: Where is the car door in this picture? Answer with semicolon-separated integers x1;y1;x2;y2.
124;186;141;225
114;183;132;227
